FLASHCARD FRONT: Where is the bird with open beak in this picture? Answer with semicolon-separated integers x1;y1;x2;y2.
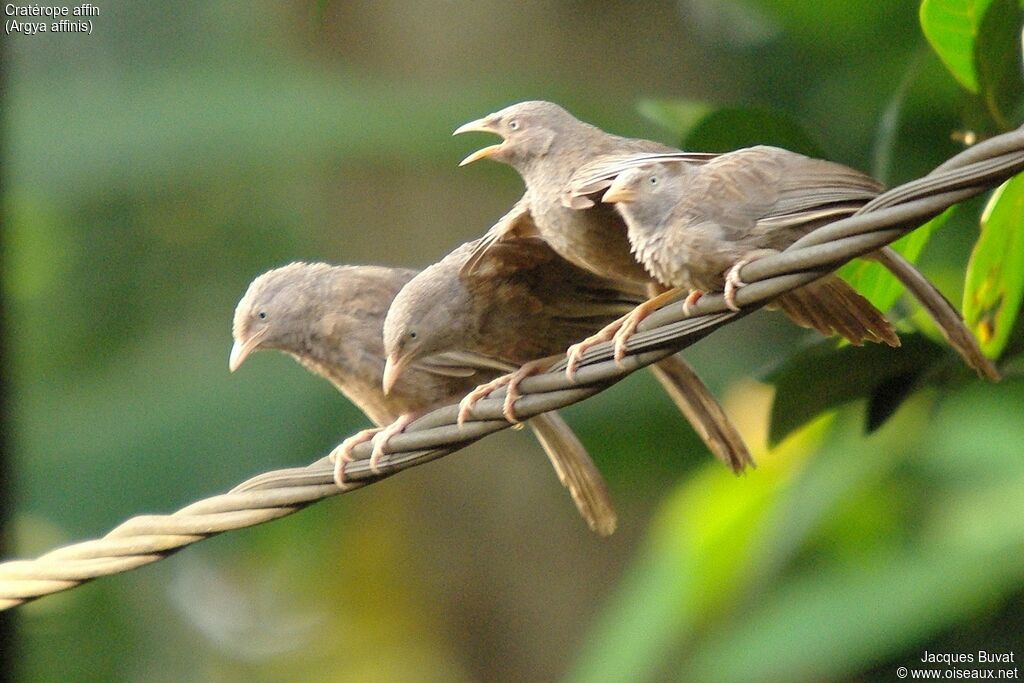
456;100;996;381
453;100;694;285
230;261;619;536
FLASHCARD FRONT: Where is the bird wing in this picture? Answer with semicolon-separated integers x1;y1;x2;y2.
563;151;718;208
460;196;541;277
767;149;882;217
464;236;560;280
675;147;883;244
413;350;517;378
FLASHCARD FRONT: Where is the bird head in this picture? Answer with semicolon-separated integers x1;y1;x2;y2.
601;167;648;205
380;307;427;396
602;161;684;206
381;260;464;395
602;162;688;226
453;101;576;169
230;263;323;372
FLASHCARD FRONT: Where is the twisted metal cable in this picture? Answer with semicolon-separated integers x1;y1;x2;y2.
2;126;1023;610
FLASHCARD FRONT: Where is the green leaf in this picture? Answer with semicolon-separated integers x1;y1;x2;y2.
919;0;994;93
839;207;951;313
637;101;824;156
963;174;1024;358
636;99;714;142
973;0;1024;131
763;335;947;446
866;371;922;432
871;52;965;185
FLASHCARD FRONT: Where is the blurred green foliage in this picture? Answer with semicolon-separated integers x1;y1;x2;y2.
4;1;1023;682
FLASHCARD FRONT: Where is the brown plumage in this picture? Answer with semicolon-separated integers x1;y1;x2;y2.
590;149;997;379
456;101;995;379
382;236;755;475
582;149;898;359
454;100;712;284
383;239;645;381
453;102;895;363
230;262;617;536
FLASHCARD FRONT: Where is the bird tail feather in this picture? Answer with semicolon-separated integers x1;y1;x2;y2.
527;412;618;536
773;274;901;347
647;355;755;473
872;247;999;380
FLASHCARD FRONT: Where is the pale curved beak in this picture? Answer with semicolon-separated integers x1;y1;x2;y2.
602;175;638;204
453;116;504;166
452;117;496;137
228;330;266;372
382;354;409;395
459;144;504;166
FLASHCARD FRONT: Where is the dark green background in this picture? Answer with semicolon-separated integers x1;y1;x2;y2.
4;2;1022;681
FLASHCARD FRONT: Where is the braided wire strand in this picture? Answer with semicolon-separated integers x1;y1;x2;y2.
2;127;1023;610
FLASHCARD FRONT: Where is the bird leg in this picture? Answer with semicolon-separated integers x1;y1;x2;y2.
500;358;554;423
368;413;418;475
682;289;704;315
329;426;383;488
724;249;777;311
723;261;751;312
610;287;684;363
458;358;554;425
565;287;684;379
565;313;629;381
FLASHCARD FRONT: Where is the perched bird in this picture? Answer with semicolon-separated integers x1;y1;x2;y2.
230;262;618;536
456;100;995;380
454;100;705;285
563;147;899;366
573;149;999;380
381;235;754;475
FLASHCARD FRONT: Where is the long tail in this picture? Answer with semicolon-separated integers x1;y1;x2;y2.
773;274;901;347
648;355;755;474
872;247;1000;380
526;412;618;536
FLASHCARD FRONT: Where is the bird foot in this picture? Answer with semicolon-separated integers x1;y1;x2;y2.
457;375;512;426
459;360;550;424
501;360;548;422
724;260;753;311
329;426;383;488
565;316;627;382
681;289;704;316
367;413;417;475
611;309;649;366
609;290;684;364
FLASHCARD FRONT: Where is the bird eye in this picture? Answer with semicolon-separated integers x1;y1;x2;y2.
257;311;267;320
508;119;520;131
649;176;658;185
409;331;417;339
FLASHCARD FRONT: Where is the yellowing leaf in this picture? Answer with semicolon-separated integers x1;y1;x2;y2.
963;175;1024;358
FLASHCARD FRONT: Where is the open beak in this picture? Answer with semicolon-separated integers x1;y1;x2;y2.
453;116;504;166
228;330;266;372
601;175;638;204
382;353;409;395
459;144;504;166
